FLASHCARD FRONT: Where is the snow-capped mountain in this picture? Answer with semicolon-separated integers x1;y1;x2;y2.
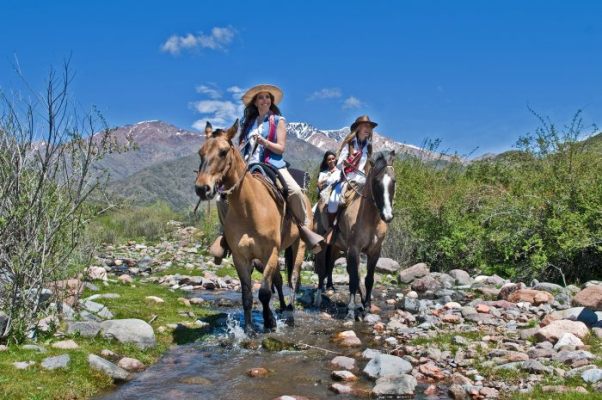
287;122;457;161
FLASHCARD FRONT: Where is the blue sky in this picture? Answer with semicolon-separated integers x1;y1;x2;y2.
1;0;601;155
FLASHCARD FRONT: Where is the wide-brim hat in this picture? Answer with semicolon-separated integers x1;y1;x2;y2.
242;84;284;106
350;115;378;132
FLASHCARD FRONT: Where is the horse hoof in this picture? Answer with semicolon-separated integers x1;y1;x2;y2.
244;327;258;338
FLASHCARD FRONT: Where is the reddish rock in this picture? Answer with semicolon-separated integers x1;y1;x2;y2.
247;367;269;377
442;314;461;324
333;330;362;347
572;285;602;310
331;370;358;382
480;387;499;398
507;289;554;305
535;320;589;343
419;363;445;380
424;384;438;396
48;279;84;306
486;300;516;310
118;274;133;284
118;357;145;372
370;304;381;314
476;304;490;313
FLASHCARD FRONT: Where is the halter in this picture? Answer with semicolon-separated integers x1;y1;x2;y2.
341;157;393;207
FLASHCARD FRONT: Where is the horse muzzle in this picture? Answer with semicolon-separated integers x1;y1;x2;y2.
195;184;217;200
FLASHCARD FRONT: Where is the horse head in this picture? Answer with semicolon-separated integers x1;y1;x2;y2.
368;150;396;223
194;119;239;200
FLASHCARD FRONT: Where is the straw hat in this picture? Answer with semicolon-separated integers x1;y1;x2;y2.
241;84;284;106
350;115;378;132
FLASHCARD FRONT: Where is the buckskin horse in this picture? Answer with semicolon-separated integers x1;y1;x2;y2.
314;151;396;319
194;120;308;332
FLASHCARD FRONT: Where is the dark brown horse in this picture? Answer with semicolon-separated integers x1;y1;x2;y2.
314;151;396;319
194;120;308;332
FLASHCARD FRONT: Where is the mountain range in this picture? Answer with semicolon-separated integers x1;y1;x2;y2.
102;120;457;210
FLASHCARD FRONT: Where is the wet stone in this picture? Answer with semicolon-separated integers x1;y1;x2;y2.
372;374;417;396
329;383;353;394
179;376;213;385
247;367;269;377
331;370;358;382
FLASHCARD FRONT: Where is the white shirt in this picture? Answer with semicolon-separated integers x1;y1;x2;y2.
318;169;341;188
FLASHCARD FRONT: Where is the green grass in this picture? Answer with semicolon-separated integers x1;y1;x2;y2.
0;277;217;399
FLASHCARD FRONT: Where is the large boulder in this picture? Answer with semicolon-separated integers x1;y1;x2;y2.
448;269;473;286
573;286;602;311
411;275;441;293
67;321;101;337
535;320;589;343
363;353;412;379
100;319;156;349
398;263;429;284
375;258;401;274
542;307;598;327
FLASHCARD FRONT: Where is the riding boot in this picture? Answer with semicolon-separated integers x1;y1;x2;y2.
209;235;229;265
298;225;325;254
324;212;338;244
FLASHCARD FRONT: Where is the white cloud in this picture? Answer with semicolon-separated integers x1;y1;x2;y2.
161;26;236;55
342;96;363;109
307;87;342;100
191;83;246;130
195;84;222;99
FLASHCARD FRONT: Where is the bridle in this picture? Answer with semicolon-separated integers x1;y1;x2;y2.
342;157;393;208
193;136;259;213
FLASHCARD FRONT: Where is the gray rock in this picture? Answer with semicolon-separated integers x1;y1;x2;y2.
431;272;456;289
554;350;595;365
362;348;381;360
547;307;599;327
88;354;131;381
100;319;155;349
582;368;602;383
411;275;442;292
13;361;35;369
80;300;113;320
22;344;46;352
0;311;7;336
363;353;412;379
67;321;101;338
448;269;473;286
521;360;553;374
402;297;421;313
375;258;401;274
372;374;417;396
398;262;429;284
41;354;70;370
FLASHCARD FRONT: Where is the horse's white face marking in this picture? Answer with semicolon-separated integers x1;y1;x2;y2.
381;174;393;221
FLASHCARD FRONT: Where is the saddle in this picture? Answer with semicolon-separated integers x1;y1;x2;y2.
248;162;289;202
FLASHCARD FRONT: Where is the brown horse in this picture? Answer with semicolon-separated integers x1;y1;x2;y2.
194;120;307;332
314;151;396;319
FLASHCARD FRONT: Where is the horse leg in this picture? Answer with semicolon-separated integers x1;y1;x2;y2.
363;251;380;314
237;263;255;335
273;269;286;311
314;246;327;308
326;245;335;291
258;249;279;331
346;247;361;320
286;238;304;314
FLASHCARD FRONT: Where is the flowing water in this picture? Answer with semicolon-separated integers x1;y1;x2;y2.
96;287;441;400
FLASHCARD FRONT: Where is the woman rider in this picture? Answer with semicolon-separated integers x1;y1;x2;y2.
210;84;324;263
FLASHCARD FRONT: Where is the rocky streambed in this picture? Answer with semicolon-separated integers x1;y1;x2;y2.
3;224;602;399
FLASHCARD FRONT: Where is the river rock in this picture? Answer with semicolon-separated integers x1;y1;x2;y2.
363;353;412;379
67;321;101;337
398;263;429;284
332;370;358;382
87;266;107;281
331;356;356;370
448;269;473;285
554;350;595;365
582;368;602;383
118;357;145;372
333;330;361;347
145;296;165;304
41;354;70;370
100;319;156;349
247;367;269;377
330;383;353;394
449;384;467;399
411;275;441;292
507;289;554;305
13;361;35;369
51;339;79;350
536;320;589;342
88;354;131;381
554;332;585;351
375;258;400;274
372;374;417;396
573;285;602;310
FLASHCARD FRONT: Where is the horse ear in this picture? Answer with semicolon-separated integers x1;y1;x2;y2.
204;121;213;137
387;150;396;164
226;119;239;140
